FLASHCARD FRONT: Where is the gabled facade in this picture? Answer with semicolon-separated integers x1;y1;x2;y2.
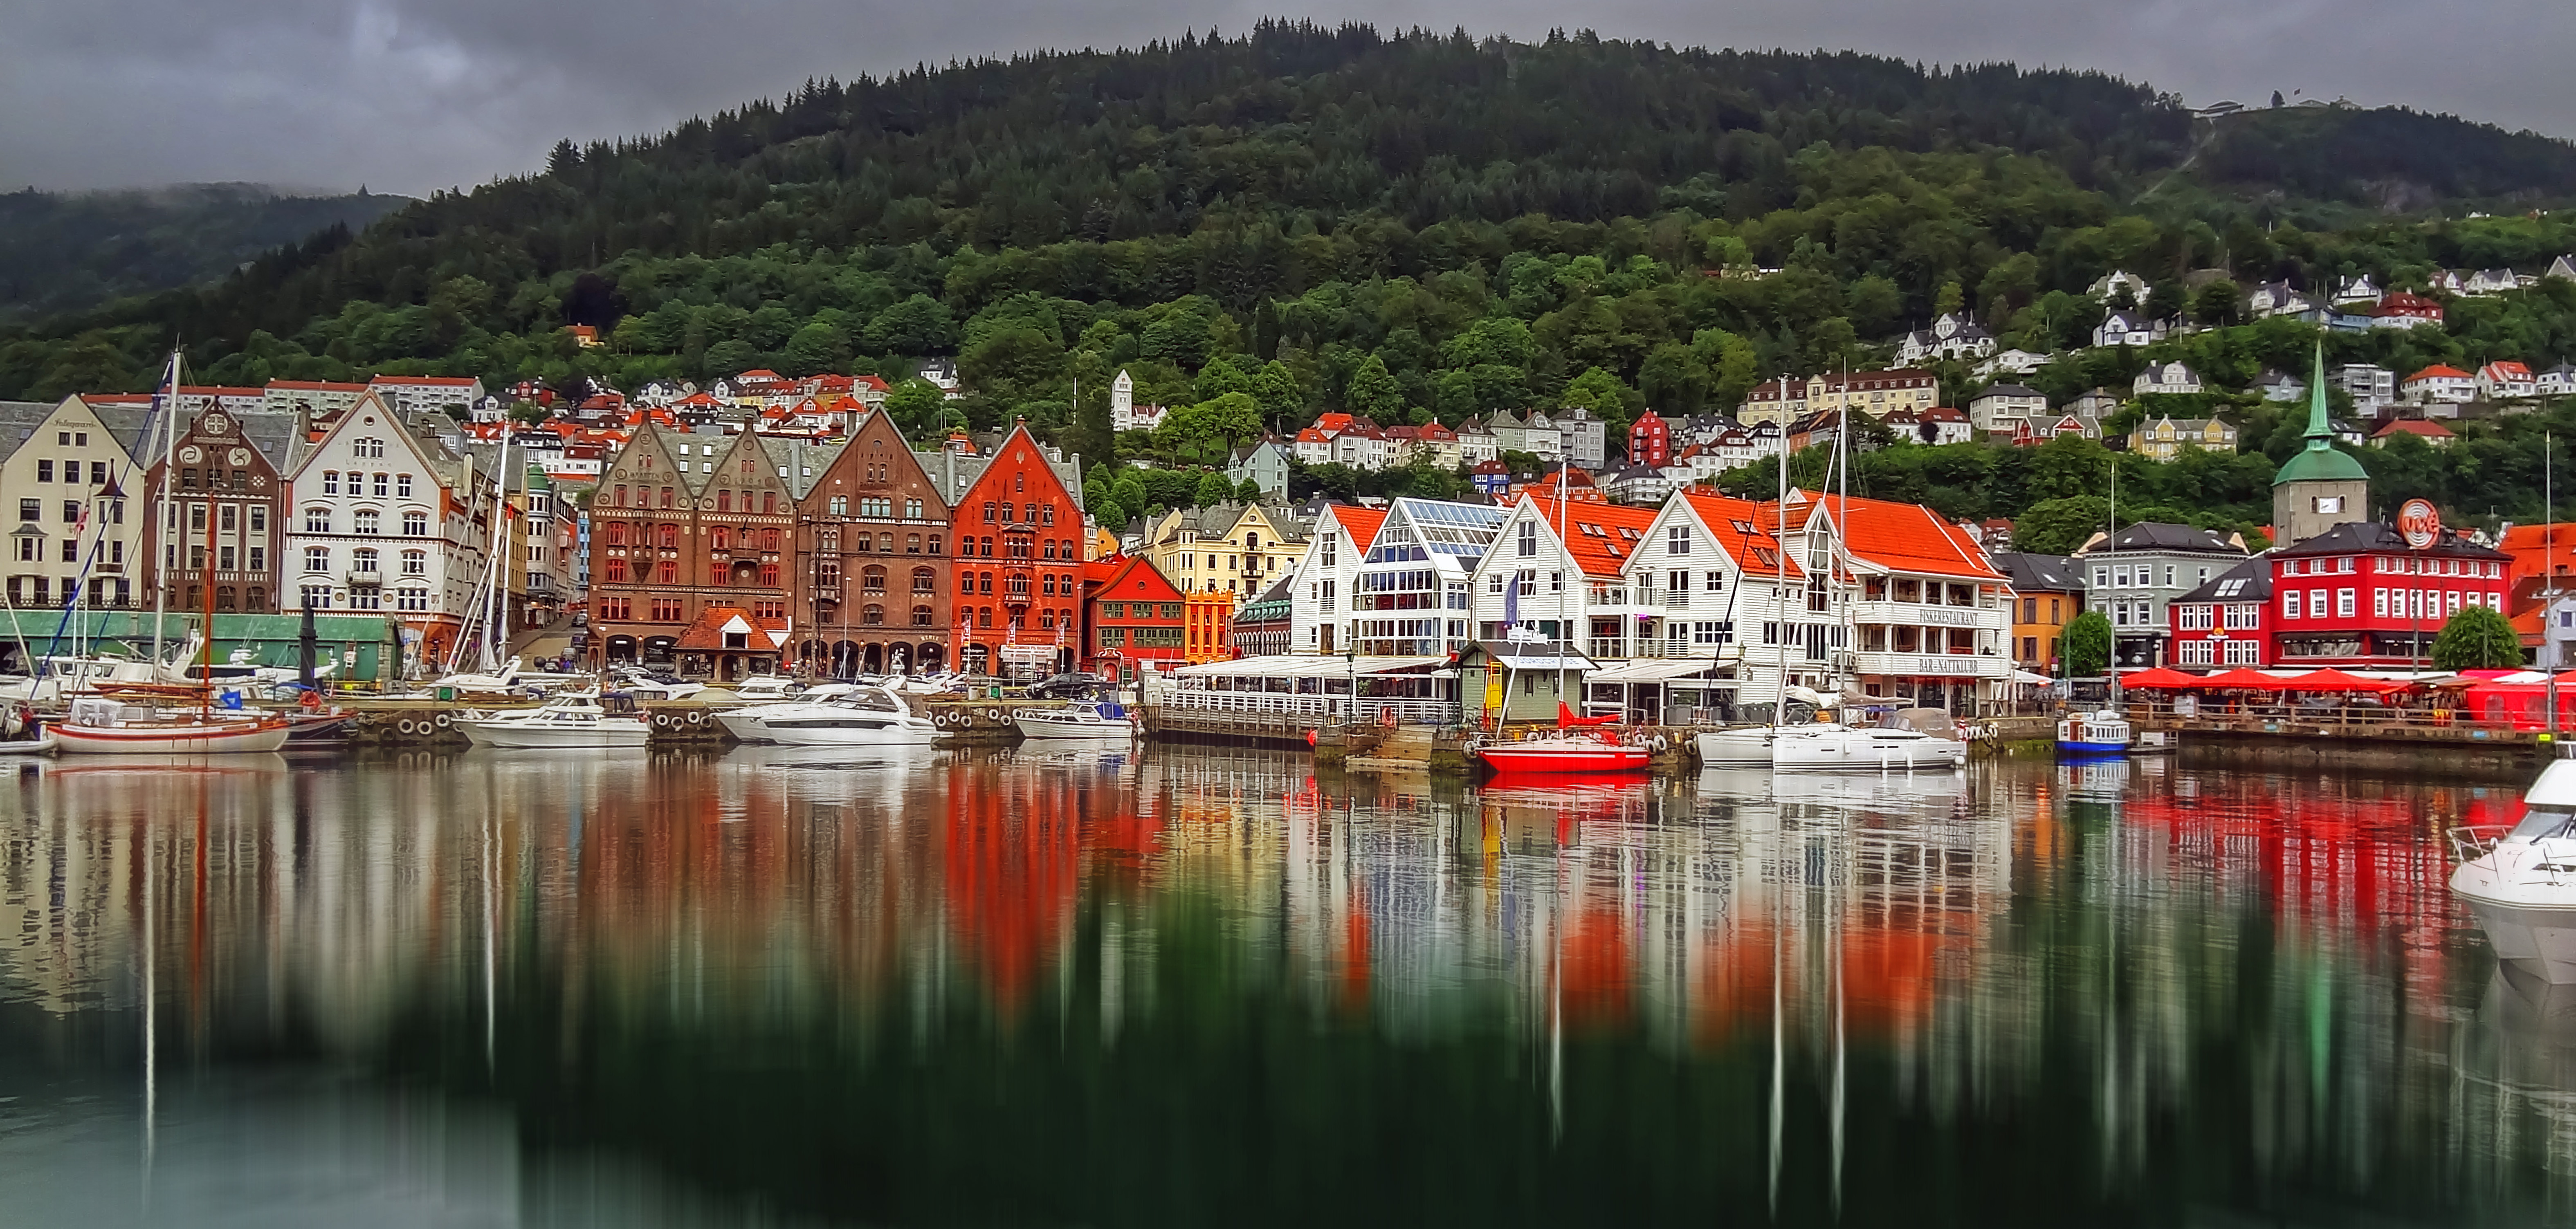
1466;494;1665;718
948;423;1088;674
2076;523;2248;668
281;392;488;665
2269;522;2510;666
1620;489;1810;701
1626;408;1673;469
2478;361;2538;400
1992;552;2086;675
144;406;287;615
1788;491;2014;709
0;397;148;612
1225;440;1293;496
2133;415;2238;462
2133;361;2203;396
1085;553;1188;677
1895;312;1998;366
1140;501;1311;603
796;407;954;677
1344;498;1506;657
1285;503;1388;655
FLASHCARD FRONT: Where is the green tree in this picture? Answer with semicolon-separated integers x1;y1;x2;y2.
1251;360;1304;425
1344;355;1406;421
1193;471;1235;507
1156;392;1264;466
884;377;951;440
2432;604;2524;670
2010;495;2113;554
1560;366;1635;430
2058;610;2113;677
1194;356;1251;401
1236;477;1265;502
1109;473;1148;523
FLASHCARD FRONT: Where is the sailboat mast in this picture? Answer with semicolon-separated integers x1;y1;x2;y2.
486;431;509;673
149;349;181;670
1772;375;1789;732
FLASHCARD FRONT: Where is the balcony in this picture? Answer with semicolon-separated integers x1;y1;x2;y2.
1662;591;1691;610
1848;599;2006;630
346;569;382;587
1849;650;2010;679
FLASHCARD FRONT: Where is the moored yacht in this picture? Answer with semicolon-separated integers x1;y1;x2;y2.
456;693;651;749
52;697;292;755
2453;759;2576;983
1013;698;1137;741
715;684;937;746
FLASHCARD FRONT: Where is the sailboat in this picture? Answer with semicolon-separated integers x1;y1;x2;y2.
54;349;291;755
422;432;524;694
1476;701;1649;774
1698;384;1965;771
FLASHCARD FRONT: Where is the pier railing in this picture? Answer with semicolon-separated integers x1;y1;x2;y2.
1159;689;1460;726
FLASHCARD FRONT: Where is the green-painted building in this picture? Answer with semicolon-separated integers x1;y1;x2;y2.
0;610;406;685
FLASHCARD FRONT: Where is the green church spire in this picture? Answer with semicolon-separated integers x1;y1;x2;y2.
2302;340;2335;450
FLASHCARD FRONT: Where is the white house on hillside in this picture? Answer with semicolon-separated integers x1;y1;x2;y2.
2134;361;2204;397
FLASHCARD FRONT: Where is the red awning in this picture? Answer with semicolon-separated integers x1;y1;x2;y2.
2274;668;2415;693
2115;667;2206;690
2197;668;2291;689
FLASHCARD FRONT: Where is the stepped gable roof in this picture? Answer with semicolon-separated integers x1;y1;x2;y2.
1795;491;2003;580
1525;494;1661;578
1993;552;2085;593
1680;489;1803;580
2174;554;2273;604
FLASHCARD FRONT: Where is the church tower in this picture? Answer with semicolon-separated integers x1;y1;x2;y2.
2271;344;2370;546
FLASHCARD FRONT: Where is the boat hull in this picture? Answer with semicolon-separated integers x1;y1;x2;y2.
716;711;937;747
2056;740;2129;756
457;720;650;749
1477;742;1649;774
54;719;291;755
1698;725;1966;771
2456;857;2576;984
1012;713;1134;740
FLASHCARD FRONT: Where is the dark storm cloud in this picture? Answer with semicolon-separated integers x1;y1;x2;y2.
3;0;2568;195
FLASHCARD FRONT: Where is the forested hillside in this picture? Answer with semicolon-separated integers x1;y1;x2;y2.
7;22;2576;542
0;184;409;323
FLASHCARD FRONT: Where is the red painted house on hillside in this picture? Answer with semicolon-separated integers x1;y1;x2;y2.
1085;554;1187;681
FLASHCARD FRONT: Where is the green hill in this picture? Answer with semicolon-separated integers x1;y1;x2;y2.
0;183;410;323
7;20;2576;452
2195;103;2576;208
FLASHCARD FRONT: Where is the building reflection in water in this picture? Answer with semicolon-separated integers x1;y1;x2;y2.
0;747;2569;1224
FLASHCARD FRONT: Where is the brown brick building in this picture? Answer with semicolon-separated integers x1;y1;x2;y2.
793;408;954;676
590;424;797;677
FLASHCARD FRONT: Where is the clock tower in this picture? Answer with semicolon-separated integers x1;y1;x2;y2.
2271;343;2371;547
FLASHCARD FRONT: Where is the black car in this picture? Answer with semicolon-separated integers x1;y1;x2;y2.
1025;672;1110;700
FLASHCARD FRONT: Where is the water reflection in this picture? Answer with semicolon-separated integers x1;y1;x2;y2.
0;748;2565;1224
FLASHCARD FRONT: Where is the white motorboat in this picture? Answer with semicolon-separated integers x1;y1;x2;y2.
430;656;524;693
724;675;802;702
2453;759;2576;983
715;685;937;746
609;668;707;701
456;693;651;749
1013;699;1137;741
1698;719;1966;771
0;733;58;755
52;697;291;755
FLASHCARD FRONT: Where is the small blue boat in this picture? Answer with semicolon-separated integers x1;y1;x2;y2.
2057;710;2132;756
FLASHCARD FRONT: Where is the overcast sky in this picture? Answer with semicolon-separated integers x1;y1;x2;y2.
5;0;2569;197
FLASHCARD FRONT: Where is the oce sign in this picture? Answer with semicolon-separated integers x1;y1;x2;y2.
2399;498;2442;549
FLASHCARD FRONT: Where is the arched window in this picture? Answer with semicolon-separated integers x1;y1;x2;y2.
656;560;676;584
762;491;776;514
604;523;626;546
958;574;973;595
709;563;728;586
658;525;678;549
716;490;732;513
606;559;629;583
710;527;731;551
353;509;379;535
912;605;934;627
402;511;428;536
876;533;893;552
862;605;885;626
759;563;780;587
245;586;267;612
912;568;934;594
659;487;673;508
862;566;887;595
763;528;782;551
303;507;330;534
613;484;627;507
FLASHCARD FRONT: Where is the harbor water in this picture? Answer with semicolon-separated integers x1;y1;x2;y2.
0;746;2565;1226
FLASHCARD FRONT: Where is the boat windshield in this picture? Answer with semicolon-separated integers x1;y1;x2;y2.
2508;806;2576;843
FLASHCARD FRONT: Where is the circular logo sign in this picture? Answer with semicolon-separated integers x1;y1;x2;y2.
2399;499;2441;549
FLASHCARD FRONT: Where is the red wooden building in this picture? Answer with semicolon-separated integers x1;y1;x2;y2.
2266;520;2511;666
949;422;1087;676
1084;554;1188;681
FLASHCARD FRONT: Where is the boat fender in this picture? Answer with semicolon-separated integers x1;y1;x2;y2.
651;712;673;731
433;711;454;730
397;718;420;737
685;710;705;725
986;708;1001;722
1651;735;1669;753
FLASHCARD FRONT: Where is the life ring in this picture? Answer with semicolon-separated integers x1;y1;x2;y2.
652;712;674;731
1650;735;1669;753
432;711;454;730
685;710;705;725
397;718;420;736
985;708;1001;722
935;712;952;727
1379;708;1396;728
1305;729;1318;747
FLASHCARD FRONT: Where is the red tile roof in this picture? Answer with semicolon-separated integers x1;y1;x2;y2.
672;606;791;652
1525;494;1662;578
2372;418;2454;440
1325;504;1389;551
1796;491;2003;580
1682;489;1803;580
2405;364;2471;382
